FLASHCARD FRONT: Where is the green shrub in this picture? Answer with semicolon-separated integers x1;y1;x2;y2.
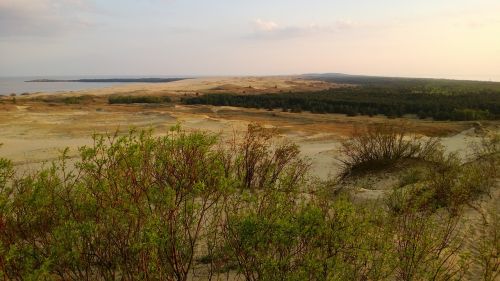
221;192;394;281
0;124;310;280
0;129;231;280
0;126;495;280
390;210;466;281
408;132;498;214
388;153;495;214
37;95;94;104
108;95;172;104
468;208;500;281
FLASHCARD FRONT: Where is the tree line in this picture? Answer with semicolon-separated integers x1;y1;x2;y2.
183;87;500;120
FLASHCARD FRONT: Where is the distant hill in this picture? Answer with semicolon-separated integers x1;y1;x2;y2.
26;78;188;83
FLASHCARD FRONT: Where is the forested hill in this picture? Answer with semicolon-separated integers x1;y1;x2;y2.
302;73;500;94
183;76;500;121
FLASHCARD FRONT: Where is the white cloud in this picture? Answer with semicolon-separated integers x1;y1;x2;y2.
0;0;98;38
334;19;357;30
253;19;279;32
250;18;359;39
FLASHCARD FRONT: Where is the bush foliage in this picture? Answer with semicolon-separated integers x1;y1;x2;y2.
108;95;172;104
0;125;498;280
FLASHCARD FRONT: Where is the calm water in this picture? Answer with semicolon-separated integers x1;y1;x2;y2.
0;76;183;95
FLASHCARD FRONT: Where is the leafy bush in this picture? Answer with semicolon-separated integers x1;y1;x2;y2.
390;210;466;281
0;126;496;280
220;182;468;281
386;133;499;218
220;191;394;281
0;128;235;280
393;134;499;214
468;208;500;281
108;95;172;104
0;124;309;280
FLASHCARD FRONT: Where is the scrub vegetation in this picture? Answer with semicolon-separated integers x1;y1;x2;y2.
108;95;172;104
0;124;498;280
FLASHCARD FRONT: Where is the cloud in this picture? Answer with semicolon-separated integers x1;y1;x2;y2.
0;0;98;38
334;19;357;30
254;19;279;32
251;18;358;39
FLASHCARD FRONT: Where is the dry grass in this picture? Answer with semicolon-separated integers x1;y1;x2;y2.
337;123;442;179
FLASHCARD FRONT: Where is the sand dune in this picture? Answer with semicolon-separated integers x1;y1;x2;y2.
0;77;495;180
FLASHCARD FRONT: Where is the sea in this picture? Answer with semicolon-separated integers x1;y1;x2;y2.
0;76;182;96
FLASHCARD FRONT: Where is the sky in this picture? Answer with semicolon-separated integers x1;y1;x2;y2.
0;0;499;80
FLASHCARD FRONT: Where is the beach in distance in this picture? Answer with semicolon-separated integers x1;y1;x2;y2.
0;76;188;95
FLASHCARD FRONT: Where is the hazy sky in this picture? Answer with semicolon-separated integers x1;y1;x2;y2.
1;0;499;79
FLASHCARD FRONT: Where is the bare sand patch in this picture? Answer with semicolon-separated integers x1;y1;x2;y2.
16;76;339;99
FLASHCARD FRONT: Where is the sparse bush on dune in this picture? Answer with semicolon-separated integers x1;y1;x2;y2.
337;123;441;179
227;123;310;191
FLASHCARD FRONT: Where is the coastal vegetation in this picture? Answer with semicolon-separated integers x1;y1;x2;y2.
108;95;172;104
34;95;96;105
0;124;498;280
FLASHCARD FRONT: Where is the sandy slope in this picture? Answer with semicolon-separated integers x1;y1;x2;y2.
0;103;489;180
0;76;496;180
19;76;338;98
